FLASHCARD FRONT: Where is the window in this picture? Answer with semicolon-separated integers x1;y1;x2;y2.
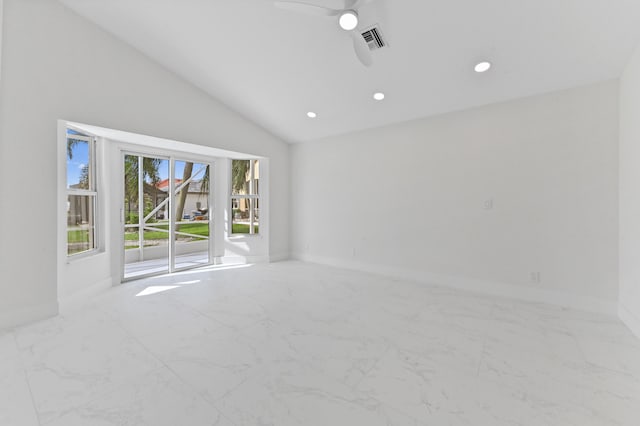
230;159;259;235
66;129;98;256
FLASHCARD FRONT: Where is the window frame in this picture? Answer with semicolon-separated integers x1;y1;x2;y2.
66;133;99;258
230;159;260;236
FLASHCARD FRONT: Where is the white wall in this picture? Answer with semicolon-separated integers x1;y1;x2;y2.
291;81;619;314
0;0;289;328
619;43;640;338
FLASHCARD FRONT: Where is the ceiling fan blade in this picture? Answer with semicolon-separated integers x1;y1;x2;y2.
345;0;373;10
274;1;341;16
352;31;373;67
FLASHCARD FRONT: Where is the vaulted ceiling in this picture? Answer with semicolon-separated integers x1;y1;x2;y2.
60;0;640;143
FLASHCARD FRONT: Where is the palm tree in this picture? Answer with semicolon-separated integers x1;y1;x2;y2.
175;162;214;231
68;137;89;190
174;162;194;227
67;138;80;160
124;155;162;223
199;166;210;195
232;160;250;193
79;164;89;189
67;131;89;160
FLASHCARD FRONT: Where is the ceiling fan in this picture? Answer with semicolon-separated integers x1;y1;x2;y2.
274;0;374;67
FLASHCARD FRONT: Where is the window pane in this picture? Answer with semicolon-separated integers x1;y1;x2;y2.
231;160;250;196
174;161;210;269
67;194;95;255
174;161;208;221
123;155;170;277
231;197;259;235
123;154;138;223
145;157;169;223
230;159;259;236
143;225;169;246
67;138;91;190
124;225;140;250
252;160;259;195
251;198;260;234
231;197;250;234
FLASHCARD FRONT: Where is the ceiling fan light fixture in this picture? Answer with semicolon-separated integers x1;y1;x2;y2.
474;61;492;73
306;111;317;118
339;10;359;31
373;92;385;100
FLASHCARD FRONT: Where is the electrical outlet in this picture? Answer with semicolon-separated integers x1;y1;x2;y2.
351;247;356;257
530;272;541;283
484;199;493;210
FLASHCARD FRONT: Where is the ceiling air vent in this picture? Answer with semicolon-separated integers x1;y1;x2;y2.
360;25;387;51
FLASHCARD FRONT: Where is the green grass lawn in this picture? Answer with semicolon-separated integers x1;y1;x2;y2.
232;223;259;234
74;222;260;246
124;223;209;241
123;222;259;238
120;222;259;248
67;229;92;255
67;229;90;243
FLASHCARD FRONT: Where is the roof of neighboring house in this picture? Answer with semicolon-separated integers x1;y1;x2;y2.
156;178;206;193
155;178;178;191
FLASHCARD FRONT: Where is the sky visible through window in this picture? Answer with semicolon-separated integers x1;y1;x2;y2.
66;130;206;187
123;158;196;184
158;161;206;182
67;137;89;188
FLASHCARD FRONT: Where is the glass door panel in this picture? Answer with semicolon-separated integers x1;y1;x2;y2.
123;154;170;279
173;160;211;270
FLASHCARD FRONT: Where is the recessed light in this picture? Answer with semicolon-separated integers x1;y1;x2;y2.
307;111;317;118
373;92;385;101
338;10;359;31
474;61;492;73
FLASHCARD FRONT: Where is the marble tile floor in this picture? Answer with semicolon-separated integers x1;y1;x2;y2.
1;261;640;425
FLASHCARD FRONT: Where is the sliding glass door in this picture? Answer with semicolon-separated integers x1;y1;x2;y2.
122;152;212;280
173;159;210;271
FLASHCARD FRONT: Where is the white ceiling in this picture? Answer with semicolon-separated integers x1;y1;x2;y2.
60;0;640;143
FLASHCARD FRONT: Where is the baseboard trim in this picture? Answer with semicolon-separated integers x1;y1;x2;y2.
269;253;290;263
293;253;617;316
58;277;113;314
619;304;640;339
0;300;59;331
220;255;270;264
